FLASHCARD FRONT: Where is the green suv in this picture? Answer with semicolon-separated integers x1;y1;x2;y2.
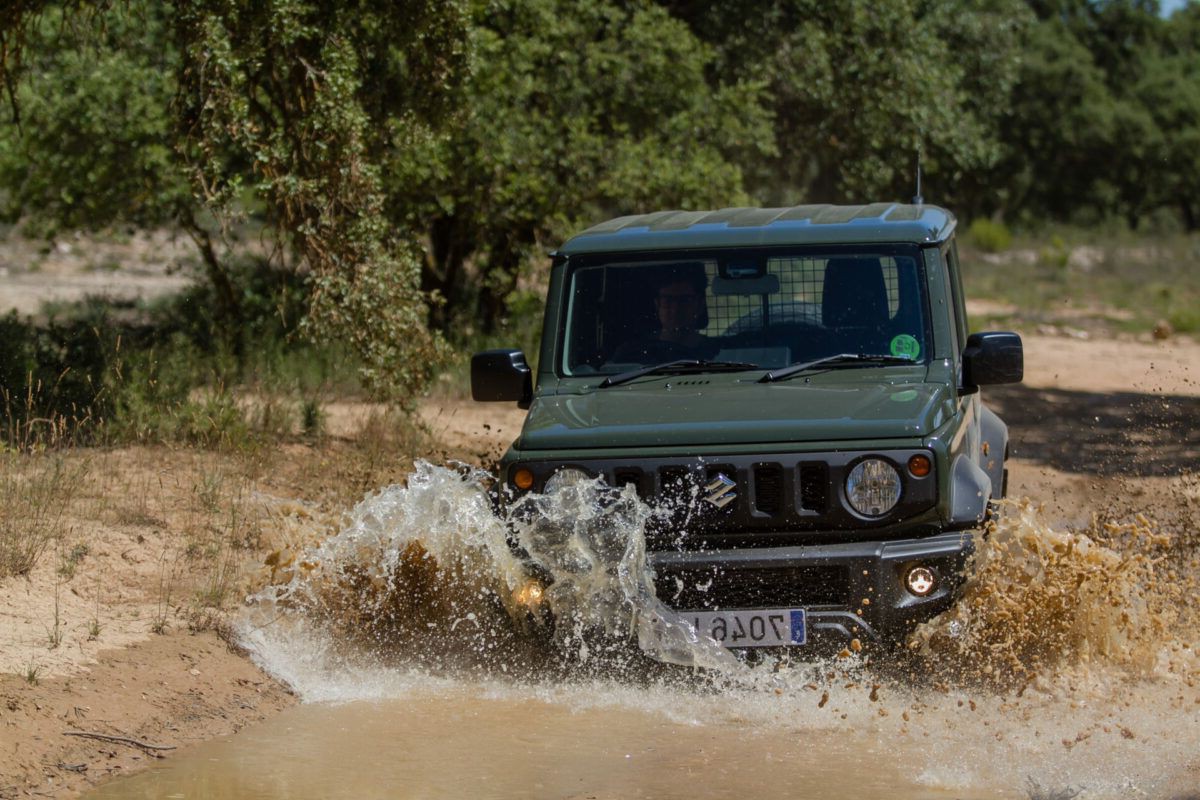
472;203;1022;653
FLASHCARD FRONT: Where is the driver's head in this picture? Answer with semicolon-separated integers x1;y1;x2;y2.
654;266;708;333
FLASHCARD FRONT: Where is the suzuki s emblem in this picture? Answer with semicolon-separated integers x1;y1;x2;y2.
703;473;737;509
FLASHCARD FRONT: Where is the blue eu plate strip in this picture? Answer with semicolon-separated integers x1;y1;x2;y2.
790;609;807;645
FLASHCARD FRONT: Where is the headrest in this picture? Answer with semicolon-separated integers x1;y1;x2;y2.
822;257;887;329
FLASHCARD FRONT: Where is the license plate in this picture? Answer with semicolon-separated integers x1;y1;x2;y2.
688;608;806;647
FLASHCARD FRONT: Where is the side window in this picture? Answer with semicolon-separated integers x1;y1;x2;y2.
944;241;969;351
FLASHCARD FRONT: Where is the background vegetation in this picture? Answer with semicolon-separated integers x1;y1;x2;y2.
0;0;1198;442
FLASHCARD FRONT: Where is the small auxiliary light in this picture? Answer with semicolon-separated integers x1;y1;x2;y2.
514;580;545;607
512;468;534;491
905;566;936;597
907;454;932;478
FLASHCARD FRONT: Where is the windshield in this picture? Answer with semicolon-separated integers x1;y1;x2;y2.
559;246;930;376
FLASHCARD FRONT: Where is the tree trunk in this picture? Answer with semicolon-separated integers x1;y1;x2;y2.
178;207;244;357
477;230;527;334
425;214;473;332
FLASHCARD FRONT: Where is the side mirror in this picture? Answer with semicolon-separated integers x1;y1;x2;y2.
472;349;533;408
962;332;1023;390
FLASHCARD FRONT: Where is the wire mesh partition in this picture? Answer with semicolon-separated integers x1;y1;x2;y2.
702;256;902;336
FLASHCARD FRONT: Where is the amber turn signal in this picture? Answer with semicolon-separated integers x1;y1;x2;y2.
512;467;534;491
907;454;932;478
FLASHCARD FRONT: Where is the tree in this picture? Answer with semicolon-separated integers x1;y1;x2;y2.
0;3;259;334
172;0;469;399
389;0;775;335
1;1;470;402
663;0;1029;208
989;1;1184;228
1143;4;1200;229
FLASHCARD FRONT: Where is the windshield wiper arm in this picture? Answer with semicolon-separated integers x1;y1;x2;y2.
759;353;916;383
599;359;760;388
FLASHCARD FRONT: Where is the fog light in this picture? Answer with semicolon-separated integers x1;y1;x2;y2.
905;566;936;597
513;579;545;607
512;467;534;491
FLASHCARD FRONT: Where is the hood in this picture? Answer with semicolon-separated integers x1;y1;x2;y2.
517;374;952;451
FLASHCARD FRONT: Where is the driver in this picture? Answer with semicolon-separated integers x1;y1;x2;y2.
611;266;717;363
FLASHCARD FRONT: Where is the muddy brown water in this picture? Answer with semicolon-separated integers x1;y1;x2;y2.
80;673;1199;799
83;695;1005;799
85;463;1200;799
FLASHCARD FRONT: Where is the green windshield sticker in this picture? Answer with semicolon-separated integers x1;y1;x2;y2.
891;389;919;403
889;334;920;360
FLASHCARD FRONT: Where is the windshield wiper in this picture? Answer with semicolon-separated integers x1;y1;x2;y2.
759;353;917;383
599;359;760;388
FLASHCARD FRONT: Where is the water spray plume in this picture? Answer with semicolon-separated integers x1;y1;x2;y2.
242;465;1196;696
911;499;1191;690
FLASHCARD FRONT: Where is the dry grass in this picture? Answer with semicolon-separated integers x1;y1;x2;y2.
0;452;88;578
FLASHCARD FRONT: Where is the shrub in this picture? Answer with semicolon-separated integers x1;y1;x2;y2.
967;218;1013;254
1;256;365;450
0;304;115;449
1168;306;1200;334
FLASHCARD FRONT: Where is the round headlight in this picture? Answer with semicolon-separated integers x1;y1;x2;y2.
543;467;592;494
845;459;901;517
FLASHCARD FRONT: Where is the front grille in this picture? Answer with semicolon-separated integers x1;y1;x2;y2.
753;464;783;514
656;466;694;528
658;466;691;497
653;565;848;610
613;467;644;497
553;449;937;547
799;463;829;512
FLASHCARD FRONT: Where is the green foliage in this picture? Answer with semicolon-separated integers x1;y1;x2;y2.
3;0;1200;413
3;0;469;405
1038;235;1070;272
0;3;185;232
1134;46;1200;230
0;303;114;448
667;0;1029;205
393;0;773;335
173;0;468;403
0;254;365;450
103;335;247;448
967;219;1013;253
1168;306;1200;334
986;3;1200;230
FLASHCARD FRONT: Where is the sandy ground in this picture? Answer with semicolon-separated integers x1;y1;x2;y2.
1;246;1198;796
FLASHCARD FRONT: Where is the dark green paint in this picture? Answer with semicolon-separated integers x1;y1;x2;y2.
557;204;956;255
519;369;952;451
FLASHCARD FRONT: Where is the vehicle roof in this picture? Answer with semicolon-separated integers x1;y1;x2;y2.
558;203;956;255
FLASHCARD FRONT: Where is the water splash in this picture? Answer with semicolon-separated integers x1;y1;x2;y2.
241;462;1198;696
239;461;735;696
910;499;1198;691
234;462;1200;796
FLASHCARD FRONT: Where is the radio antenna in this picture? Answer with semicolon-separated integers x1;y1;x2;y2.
912;149;924;206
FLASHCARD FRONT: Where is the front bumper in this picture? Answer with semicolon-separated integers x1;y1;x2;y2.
649;531;974;647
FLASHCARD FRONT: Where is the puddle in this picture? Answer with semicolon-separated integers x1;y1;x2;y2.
85;463;1200;798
